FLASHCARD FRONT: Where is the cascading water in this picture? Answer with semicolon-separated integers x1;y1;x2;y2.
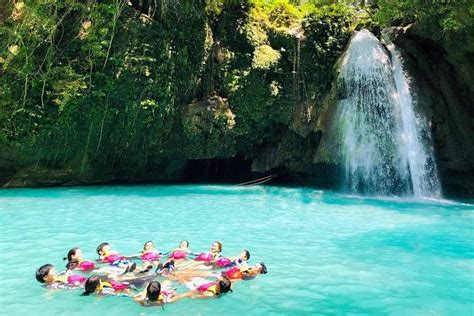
336;29;441;197
388;43;441;198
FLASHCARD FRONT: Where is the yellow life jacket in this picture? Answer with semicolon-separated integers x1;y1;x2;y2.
144;293;164;306
100;250;111;260
206;284;218;295
96;280;112;293
52;275;67;283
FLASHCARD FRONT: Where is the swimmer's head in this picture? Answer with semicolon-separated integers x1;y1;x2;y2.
83;275;100;295
143;241;154;251
241;250;250;260
257;262;267;274
179;240;189;249
211;241;222;253
96;242;110;256
146;281;161;301
218;276;232;294
64;247;81;262
64;247;82;269
35;264;55;283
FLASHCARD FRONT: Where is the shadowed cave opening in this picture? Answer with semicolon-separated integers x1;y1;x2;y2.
183;156;254;183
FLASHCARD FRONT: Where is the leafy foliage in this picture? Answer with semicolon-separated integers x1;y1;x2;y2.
373;0;474;49
2;0;468;182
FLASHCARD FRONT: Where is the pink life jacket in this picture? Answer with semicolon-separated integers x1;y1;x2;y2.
196;282;216;292
141;252;160;261
109;280;128;291
79;261;95;271
195;252;213;262
67;274;86;285
169;250;187;259
104;254;124;263
216;257;232;267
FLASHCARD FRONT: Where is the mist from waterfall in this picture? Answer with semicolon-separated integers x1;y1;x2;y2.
336;29;441;197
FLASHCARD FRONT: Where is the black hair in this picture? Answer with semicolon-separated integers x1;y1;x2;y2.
96;242;109;256
213;241;222;253
260;262;267;274
218;276;232;294
143;240;154;251
64;247;79;269
83;275;100;296
163;259;175;271
146;281;161;301
180;240;189;247
243;250;250;260
35;264;53;283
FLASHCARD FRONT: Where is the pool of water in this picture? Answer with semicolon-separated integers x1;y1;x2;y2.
0;185;473;315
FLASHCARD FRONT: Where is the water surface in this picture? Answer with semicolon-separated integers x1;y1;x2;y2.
0;185;472;315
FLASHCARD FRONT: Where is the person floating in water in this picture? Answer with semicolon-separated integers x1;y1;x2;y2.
225;262;268;282
64;247;133;276
169;260;267;283
133;280;179;306
64;247;95;272
178;241;223;269
35;264;85;289
172;249;250;280
175;275;233;299
96;242;137;272
127;241;161;272
82;275;131;296
168;240;191;261
209;249;250;270
231;249;250;270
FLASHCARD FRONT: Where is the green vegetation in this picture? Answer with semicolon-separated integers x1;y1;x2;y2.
0;0;472;184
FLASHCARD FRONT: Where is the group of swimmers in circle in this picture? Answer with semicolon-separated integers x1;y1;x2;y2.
35;240;267;307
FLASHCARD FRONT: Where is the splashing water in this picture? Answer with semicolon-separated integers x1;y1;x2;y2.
388;43;441;198
336;30;441;197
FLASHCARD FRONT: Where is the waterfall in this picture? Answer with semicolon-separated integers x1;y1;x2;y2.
388;44;442;198
336;29;441;197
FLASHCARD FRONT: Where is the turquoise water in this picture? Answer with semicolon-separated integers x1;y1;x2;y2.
0;185;473;315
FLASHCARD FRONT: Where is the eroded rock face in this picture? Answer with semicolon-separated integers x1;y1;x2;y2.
181;95;237;159
388;25;474;197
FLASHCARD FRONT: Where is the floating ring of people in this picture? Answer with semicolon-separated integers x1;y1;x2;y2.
35;240;267;306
